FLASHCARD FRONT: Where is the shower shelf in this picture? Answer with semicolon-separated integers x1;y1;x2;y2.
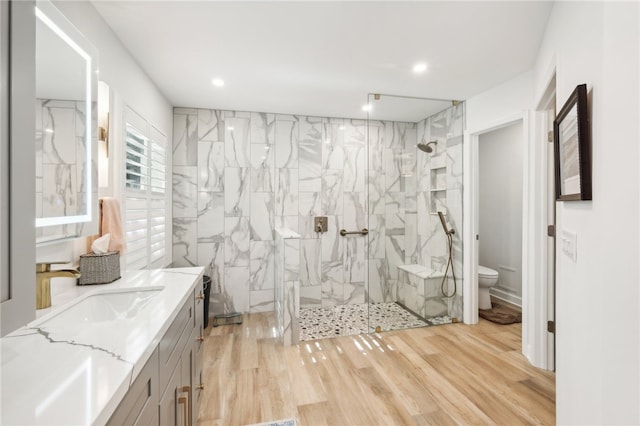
430;157;447;169
430;188;446;192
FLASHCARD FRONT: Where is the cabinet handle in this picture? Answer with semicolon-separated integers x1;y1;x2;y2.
178;396;188;426
196;383;205;391
196;335;204;342
196;293;205;300
182;386;191;425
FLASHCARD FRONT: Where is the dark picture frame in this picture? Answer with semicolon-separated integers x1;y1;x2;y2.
554;83;592;201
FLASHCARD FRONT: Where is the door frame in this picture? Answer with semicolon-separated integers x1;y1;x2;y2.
462;112;527;326
463;67;556;371
534;69;557;371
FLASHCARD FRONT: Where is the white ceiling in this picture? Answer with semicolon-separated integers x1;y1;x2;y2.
92;1;553;122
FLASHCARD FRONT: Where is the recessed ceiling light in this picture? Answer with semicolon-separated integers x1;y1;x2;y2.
212;78;225;87
413;63;428;73
362;104;372;112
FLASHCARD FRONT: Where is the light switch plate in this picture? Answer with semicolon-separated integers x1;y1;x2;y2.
561;230;577;262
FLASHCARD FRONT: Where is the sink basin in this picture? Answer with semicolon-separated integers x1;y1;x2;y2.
40;287;164;326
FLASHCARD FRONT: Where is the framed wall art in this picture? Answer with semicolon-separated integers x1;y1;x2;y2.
554;83;592;201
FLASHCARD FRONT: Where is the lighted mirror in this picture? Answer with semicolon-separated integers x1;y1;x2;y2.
35;0;98;243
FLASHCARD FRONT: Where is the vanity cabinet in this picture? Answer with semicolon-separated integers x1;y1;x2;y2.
107;281;205;426
158;285;205;426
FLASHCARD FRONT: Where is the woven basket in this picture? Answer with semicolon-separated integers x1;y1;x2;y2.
78;251;121;285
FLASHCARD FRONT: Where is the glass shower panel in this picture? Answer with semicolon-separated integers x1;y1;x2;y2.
366;94;465;333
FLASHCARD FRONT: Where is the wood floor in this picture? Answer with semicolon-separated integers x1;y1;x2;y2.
197;312;555;426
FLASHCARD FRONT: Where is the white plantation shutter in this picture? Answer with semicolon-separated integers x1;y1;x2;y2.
124;109;168;270
125;126;148;191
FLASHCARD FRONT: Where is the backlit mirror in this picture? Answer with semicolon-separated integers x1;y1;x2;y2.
35;0;98;243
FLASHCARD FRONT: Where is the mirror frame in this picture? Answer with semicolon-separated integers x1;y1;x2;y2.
34;0;98;235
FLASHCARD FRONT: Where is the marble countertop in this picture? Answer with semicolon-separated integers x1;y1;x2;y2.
0;267;204;426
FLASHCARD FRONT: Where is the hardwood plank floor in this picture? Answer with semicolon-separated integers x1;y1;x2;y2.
197;312;555;426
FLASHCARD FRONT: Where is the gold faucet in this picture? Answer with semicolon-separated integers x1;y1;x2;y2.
36;262;81;310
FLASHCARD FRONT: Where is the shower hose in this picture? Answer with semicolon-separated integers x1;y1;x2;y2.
440;231;457;298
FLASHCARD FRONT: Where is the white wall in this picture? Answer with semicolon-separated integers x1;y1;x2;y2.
37;2;173;278
534;2;639;424
53;1;172;132
478;122;523;300
466;70;533;133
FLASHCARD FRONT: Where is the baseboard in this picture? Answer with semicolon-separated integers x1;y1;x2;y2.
490;287;522;308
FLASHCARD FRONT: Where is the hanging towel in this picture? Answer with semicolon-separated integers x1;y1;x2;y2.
86;197;126;254
99;197;125;253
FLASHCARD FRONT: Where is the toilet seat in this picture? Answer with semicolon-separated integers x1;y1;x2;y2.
478;265;498;278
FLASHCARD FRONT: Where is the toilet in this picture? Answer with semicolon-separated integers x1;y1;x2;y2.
478;265;499;310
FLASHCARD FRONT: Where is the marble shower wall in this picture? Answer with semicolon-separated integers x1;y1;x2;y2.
173;109;372;314
173;103;464;317
367;103;465;319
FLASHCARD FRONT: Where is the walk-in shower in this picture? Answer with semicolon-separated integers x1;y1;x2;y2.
364;93;465;335
174;99;464;346
274;94;465;344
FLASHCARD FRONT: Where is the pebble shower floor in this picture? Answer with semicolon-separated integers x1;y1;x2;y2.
299;302;452;341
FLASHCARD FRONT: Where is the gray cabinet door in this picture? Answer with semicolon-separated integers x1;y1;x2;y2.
107;348;159;426
158;288;203;426
158;295;193;391
180;335;195;425
158;361;181;426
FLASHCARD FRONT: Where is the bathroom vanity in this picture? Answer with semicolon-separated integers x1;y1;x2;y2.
0;267;205;425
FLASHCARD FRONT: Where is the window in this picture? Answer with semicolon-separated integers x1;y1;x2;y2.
124;108;168;270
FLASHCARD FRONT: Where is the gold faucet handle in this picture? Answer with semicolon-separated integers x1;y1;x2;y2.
36;261;72;273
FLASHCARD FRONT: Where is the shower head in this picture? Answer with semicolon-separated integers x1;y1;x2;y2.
437;211;454;235
417;140;437;153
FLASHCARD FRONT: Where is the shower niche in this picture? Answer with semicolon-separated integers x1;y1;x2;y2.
429;159;447;215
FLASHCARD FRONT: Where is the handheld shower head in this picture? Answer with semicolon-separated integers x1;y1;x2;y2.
417;140;437;153
437;211;454;235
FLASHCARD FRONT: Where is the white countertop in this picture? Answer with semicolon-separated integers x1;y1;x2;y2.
0;267;204;426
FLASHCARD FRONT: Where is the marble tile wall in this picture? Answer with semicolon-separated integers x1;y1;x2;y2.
173;103;464;318
173;108;373;314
